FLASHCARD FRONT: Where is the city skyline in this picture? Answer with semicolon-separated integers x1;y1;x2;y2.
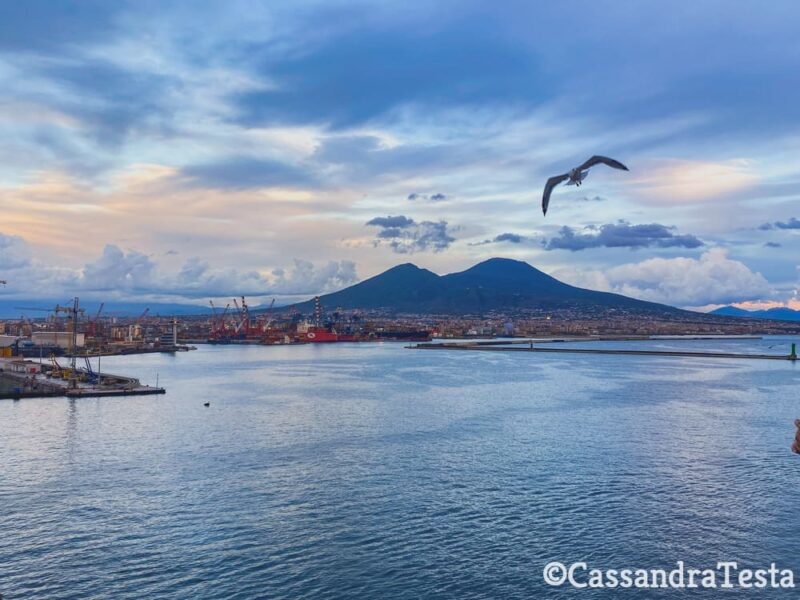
1;1;799;310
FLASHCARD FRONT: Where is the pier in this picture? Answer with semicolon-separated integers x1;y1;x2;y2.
0;358;165;400
411;337;798;362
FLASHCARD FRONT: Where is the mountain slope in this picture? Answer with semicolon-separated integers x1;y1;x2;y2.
292;257;689;316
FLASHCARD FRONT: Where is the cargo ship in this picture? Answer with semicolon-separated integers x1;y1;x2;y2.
296;321;358;343
301;326;340;343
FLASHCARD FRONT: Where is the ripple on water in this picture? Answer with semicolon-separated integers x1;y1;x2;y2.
0;340;799;598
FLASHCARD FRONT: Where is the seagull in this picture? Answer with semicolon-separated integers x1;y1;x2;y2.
542;155;629;215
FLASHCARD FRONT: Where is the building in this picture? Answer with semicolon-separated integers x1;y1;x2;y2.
31;332;85;349
1;359;42;374
0;335;18;358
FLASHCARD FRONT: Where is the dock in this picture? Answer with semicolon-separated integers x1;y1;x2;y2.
0;358;165;400
411;337;798;362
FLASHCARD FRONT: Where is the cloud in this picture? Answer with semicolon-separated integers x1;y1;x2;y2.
0;233;359;301
365;215;415;228
543;222;704;251
366;216;455;253
556;249;770;307
82;245;157;291
764;241;782;248
407;192;447;201
311;134;471;186
628;159;758;203
470;232;528;246
0;233;33;269
152;256;359;298
0;1;122;53
180;156;316;190
1;2;800;299
0;232;83;295
759;217;800;231
494;232;524;243
776;218;800;229
270;259;358;295
231;18;543;128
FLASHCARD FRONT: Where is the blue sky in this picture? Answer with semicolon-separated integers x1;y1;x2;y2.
0;0;799;309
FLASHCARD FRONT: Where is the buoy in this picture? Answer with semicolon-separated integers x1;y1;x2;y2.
204;401;210;407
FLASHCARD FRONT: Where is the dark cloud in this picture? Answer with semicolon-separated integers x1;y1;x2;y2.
764;242;782;248
470;232;528;246
759;217;800;230
0;1;123;53
232;22;545;128
365;215;415;228
366;216;455;253
494;232;524;243
181;157;316;189
223;3;800;141
543;222;704;251
408;192;448;201
376;227;404;239
7;56;177;147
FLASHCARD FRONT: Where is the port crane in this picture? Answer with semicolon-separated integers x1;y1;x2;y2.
209;300;233;339
86;302;104;338
219;303;231;335
232;297;248;336
136;308;150;324
53;297;85;388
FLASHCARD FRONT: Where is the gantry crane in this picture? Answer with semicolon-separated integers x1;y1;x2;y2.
53;297;85;388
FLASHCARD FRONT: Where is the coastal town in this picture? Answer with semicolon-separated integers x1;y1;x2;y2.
2;294;800;361
2;290;799;400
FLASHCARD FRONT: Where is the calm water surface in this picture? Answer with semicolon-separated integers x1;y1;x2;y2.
1;338;800;598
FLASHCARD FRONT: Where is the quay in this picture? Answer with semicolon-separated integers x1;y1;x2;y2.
0;358;165;400
442;334;764;347
412;338;798;362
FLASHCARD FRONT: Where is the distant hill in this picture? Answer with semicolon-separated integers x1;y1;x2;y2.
290;257;692;316
711;305;800;322
0;300;210;319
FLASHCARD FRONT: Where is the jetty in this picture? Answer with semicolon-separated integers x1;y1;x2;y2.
0;358;165;400
411;337;798;362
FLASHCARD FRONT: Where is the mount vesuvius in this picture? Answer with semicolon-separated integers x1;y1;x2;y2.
292;258;689;316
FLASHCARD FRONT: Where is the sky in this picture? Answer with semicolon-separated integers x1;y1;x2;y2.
1;0;799;311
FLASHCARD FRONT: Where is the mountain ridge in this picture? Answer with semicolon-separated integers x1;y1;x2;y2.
290;257;692;316
711;305;800;322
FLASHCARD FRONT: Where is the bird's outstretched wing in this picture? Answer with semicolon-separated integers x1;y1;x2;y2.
542;173;569;216
578;155;628;171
